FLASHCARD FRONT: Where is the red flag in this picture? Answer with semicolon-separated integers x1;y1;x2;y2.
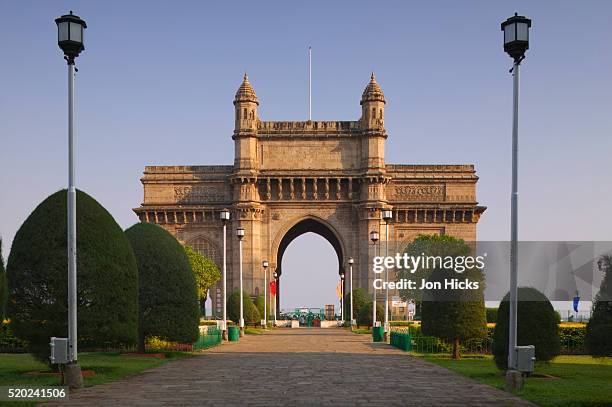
270;281;276;295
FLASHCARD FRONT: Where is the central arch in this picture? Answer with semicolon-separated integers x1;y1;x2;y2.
273;216;347;316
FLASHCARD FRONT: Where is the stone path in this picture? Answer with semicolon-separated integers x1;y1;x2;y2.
52;329;533;406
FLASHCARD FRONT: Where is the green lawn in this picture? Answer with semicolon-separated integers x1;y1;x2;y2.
416;353;612;407
0;351;191;406
244;327;266;335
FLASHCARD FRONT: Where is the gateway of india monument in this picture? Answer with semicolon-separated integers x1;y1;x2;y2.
134;73;486;316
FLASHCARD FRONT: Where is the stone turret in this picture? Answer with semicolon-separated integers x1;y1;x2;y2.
360;73;385;130
234;73;259;131
359;73;387;174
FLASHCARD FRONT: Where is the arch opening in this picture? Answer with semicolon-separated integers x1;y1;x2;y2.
274;218;346;318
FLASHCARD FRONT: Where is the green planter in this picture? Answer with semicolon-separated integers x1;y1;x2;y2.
372;326;384;342
228;326;240;342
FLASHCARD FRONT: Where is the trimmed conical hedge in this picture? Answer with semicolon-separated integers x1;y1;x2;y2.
586;255;612;356
493;287;560;370
125;222;199;351
6;190;138;362
227;290;260;325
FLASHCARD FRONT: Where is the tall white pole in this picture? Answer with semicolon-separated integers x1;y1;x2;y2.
508;60;520;370
384;221;390;339
372;241;377;328
349;263;353;326
264;266;267;328
67;62;78;363
308;46;312;121
273;277;277;326
239;238;244;335
340;277;344;323
222;221;227;340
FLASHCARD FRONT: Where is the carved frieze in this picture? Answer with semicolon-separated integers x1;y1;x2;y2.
174;185;225;204
388;184;445;202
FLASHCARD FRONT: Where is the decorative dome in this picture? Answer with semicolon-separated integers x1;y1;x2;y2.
360;72;385;105
234;73;259;105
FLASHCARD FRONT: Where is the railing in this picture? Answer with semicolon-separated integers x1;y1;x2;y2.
193;326;222;351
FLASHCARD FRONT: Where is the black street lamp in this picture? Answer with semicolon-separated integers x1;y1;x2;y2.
370;230;379;327
55;11;87;64
236;228;245;336
53;10;87;390
501;12;532;389
501;13;531;62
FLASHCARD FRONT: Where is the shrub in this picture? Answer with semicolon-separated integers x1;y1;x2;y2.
227;291;261;325
344;288;370;322
486;308;498;323
357;301;384;328
0;239;6;320
411;235;486;359
254;295;266;321
184;245;221;316
6;190;138;362
586;255;612;356
493;287;560;370
125;223;199;351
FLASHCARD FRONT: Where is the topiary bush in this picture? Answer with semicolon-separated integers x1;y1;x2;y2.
227;291;261;325
0;239;6;321
486;308;498;323
125;222;199;351
253;295;266;321
6;190;138;362
344;288;370;323
357;301;384;328
493;287;560;370
586;255;612;356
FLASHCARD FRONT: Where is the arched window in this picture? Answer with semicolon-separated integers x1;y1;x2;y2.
189;236;220;267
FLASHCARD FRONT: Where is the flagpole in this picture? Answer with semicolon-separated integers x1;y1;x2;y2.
308;46;312;121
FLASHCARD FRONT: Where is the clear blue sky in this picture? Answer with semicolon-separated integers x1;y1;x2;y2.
1;1;611;309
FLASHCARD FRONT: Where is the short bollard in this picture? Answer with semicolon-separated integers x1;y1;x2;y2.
228;326;240;342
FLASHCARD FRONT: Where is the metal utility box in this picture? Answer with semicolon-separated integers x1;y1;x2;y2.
516;345;536;373
49;337;68;364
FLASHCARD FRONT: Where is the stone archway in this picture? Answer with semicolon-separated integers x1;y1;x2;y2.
134;73;486;318
273;216;346;315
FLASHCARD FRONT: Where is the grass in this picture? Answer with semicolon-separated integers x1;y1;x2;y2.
244;328;266;335
0;351;192;406
415;353;612;407
351;328;372;334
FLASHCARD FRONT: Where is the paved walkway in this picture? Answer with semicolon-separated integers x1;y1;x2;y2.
53;329;533;406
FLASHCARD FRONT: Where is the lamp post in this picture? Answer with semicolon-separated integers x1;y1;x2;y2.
220;209;230;340
348;257;354;327
382;209;393;341
273;271;278;326
262;260;269;329
236;227;245;337
55;10;86;390
340;272;345;324
501;13;531;379
370;230;379;328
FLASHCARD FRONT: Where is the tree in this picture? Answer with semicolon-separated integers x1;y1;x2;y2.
0;239;7;321
357;301;384;328
493;287;560;370
125;222;199;352
586;255;612;356
407;235;486;359
344;288;370;323
227;291;260;325
184;245;221;316
254;295;266;321
6;190;138;362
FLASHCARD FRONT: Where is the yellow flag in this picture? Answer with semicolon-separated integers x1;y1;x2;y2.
336;281;342;299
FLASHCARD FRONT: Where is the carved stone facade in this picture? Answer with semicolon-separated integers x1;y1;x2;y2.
134;73;486;316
